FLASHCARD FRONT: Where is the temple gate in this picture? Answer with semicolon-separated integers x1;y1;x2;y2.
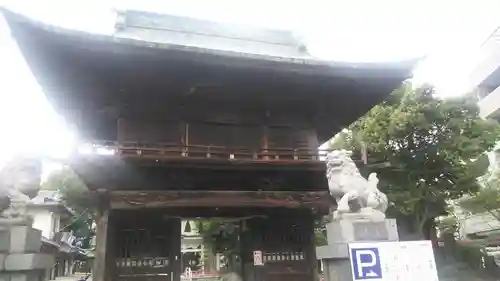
3;8;415;281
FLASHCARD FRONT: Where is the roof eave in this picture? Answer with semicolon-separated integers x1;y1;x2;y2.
1;8;419;80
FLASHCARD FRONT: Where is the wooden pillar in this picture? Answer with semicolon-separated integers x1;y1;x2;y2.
238;220;245;280
305;212;319;281
170;218;182;281
249;218;265;281
93;192;115;281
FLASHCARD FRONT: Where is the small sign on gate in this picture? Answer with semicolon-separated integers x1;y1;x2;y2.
253;250;264;266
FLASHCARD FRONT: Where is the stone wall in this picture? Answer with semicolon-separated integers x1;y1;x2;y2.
0;226;54;281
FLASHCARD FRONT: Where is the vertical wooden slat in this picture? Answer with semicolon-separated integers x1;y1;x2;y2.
106;211;116;281
184;123;189;156
117;118;123;142
93;193;111;281
262;125;269;160
253;218;265;281
304;212;319;281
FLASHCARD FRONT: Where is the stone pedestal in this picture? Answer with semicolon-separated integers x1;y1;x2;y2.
0;226;54;281
316;219;398;281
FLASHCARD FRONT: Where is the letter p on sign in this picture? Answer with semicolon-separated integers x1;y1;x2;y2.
350;247;382;280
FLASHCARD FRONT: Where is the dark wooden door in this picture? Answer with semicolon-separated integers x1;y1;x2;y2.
114;212;181;281
242;211;316;281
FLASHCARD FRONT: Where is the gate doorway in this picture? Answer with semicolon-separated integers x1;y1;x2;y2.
113;212;181;281
108;208;317;281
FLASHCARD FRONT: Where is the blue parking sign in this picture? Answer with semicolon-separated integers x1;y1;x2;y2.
350;247;382;280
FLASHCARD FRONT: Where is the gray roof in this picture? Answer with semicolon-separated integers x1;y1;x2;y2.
1;7;418;77
114;10;309;59
1;8;420;143
30;190;59;204
29;190;75;216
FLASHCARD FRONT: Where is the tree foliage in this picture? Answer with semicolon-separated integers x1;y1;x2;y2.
333;83;500;238
196;220;241;272
42;167;95;248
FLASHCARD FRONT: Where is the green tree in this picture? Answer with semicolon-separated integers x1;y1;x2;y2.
333;83;500;241
196;220;241;273
314;218;328;246
42;167;95;248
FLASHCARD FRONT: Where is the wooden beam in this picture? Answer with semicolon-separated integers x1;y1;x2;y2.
110;190;330;211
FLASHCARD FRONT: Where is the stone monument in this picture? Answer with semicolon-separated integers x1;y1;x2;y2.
0;156;54;281
316;150;398;281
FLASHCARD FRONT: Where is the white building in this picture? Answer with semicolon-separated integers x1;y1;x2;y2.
28;190;84;279
29;190;73;239
456;25;500;237
470;26;500;119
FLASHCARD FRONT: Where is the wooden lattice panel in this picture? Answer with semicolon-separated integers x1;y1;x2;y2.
242;212;316;281
113;215;181;281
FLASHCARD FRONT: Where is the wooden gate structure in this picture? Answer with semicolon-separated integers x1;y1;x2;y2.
3;8;415;281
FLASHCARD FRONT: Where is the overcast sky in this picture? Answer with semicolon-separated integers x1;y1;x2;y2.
1;0;500;167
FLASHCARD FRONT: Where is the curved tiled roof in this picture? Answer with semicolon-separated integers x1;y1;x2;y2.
1;8;418;78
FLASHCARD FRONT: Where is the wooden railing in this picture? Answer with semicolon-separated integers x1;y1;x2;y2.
77;141;332;162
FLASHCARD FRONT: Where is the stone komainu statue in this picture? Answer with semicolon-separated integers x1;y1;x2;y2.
325;150;388;220
0;156;42;219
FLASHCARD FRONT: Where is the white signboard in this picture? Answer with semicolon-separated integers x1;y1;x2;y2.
348;241;438;281
253;250;264;266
